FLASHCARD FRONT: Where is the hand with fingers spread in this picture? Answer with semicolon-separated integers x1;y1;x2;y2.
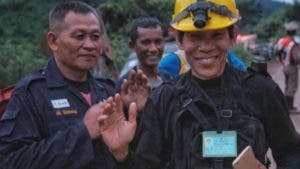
83;101;109;139
120;69;150;112
99;94;137;161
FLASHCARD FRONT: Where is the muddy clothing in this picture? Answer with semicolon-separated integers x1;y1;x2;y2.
119;65;300;169
0;57;116;169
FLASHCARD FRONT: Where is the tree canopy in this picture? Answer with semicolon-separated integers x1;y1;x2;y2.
0;0;299;88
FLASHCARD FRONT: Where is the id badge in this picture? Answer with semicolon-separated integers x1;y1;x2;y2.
202;131;237;157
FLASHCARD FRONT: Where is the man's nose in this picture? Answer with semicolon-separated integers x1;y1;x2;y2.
197;40;214;52
148;43;160;52
83;38;96;50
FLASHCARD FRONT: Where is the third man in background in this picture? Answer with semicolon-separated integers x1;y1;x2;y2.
274;21;300;113
116;17;166;91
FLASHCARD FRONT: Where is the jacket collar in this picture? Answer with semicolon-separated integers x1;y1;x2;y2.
43;57;97;89
176;64;238;108
42;57;66;88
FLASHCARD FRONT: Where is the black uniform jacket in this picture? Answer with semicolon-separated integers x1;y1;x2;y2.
120;65;300;169
0;57;116;169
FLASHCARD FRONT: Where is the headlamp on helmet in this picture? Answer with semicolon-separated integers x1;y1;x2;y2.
171;0;241;29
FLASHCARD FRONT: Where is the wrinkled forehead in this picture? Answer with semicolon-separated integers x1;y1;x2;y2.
55;11;103;34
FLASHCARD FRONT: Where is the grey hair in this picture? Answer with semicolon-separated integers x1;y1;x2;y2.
49;1;102;34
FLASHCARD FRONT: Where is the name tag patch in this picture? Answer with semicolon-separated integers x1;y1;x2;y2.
51;99;70;109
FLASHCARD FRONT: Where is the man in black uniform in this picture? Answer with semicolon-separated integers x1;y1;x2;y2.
0;1;148;169
101;0;300;169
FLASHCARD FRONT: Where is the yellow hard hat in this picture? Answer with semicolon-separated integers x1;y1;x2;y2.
171;0;241;31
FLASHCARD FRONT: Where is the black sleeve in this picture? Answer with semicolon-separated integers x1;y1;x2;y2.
0;90;95;169
261;82;300;168
135;99;166;169
118;85;173;169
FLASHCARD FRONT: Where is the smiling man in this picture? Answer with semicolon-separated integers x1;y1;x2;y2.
115;17;165;91
0;1;148;169
111;0;300;169
48;7;102;81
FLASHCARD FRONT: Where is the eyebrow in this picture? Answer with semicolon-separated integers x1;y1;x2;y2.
72;28;102;34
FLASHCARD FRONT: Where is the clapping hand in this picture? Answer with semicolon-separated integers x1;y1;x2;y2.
98;94;137;161
120;69;150;112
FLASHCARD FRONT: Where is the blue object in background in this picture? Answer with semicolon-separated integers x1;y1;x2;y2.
158;50;246;80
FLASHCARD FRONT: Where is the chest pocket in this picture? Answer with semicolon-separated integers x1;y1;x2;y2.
47;106;82;135
172;98;268;169
0;109;19;137
46;94;88;135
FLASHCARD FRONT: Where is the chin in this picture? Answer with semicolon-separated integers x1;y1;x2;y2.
80;64;96;71
193;67;224;79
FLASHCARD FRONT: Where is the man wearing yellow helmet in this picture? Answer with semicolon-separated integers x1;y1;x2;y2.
100;0;300;169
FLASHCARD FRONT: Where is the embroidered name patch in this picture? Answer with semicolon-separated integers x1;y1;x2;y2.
63;109;78;115
55;109;78;116
51;99;70;109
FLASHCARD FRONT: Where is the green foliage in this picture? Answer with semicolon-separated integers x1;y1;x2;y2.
109;33;131;69
231;45;253;67
252;7;288;40
0;41;46;88
246;2;300;41
236;0;263;33
0;0;57;88
0;0;26;6
99;0;173;34
99;0;144;34
0;0;299;88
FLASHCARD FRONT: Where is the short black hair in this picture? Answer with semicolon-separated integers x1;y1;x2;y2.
128;17;164;44
176;25;235;42
49;1;102;34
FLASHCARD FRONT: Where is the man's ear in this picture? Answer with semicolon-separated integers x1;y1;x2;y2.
47;32;58;51
231;26;239;44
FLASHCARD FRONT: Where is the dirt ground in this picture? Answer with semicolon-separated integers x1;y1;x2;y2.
268;59;300;109
266;58;300;169
268;58;300;132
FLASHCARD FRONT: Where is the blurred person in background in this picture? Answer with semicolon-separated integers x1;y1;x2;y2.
274;21;300;114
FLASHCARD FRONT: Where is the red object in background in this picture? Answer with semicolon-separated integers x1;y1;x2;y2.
0;85;15;118
236;33;258;50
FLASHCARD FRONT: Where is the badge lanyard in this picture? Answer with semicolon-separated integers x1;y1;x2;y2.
193;68;237;158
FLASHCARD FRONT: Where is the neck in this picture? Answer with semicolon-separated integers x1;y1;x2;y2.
55;59;88;81
62;69;88;81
